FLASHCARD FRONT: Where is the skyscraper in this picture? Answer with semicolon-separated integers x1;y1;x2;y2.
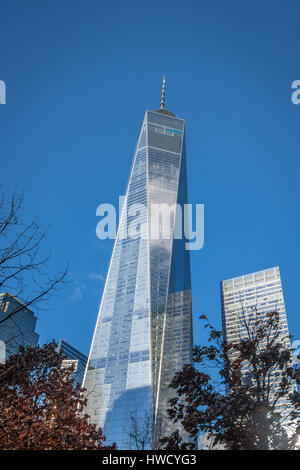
83;78;193;449
56;339;88;387
220;266;294;414
0;292;39;358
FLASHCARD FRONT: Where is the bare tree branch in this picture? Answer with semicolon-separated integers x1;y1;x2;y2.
0;188;68;327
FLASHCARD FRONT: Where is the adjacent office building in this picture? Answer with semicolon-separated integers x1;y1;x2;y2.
221;266;294;413
56;339;88;386
83;78;193;448
0;292;39;358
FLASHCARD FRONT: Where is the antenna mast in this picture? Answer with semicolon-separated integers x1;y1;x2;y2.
160;74;166;109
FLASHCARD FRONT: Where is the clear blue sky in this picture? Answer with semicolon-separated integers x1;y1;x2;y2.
1;0;300;354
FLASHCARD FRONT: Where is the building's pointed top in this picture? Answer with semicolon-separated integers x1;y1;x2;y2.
160;74;166;110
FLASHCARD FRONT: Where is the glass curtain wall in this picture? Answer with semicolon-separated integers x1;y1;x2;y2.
83;109;193;449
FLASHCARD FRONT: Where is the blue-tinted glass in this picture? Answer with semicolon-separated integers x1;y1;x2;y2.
83;110;193;449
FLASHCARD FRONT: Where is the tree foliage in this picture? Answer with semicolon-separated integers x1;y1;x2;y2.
0;342;114;450
162;310;300;450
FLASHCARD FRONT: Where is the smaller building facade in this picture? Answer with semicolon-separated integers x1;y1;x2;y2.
220;266;295;415
56;339;88;387
0;292;39;358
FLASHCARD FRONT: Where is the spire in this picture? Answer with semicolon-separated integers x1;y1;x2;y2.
160;74;166;110
154;74;176;117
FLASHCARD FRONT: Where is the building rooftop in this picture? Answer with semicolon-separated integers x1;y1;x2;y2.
153;108;176;117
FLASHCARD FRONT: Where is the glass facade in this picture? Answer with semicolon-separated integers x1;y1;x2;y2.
221;266;296;414
83;108;193;449
56;339;88;386
0;292;39;358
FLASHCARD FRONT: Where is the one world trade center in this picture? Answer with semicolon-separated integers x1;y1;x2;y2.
83;77;193;449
